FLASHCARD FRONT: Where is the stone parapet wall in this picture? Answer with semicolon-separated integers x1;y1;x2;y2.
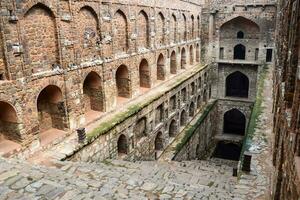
70;64;214;162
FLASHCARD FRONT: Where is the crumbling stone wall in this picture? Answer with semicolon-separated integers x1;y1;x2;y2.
70;65;213;162
272;0;300;199
0;0;203;149
202;0;276;63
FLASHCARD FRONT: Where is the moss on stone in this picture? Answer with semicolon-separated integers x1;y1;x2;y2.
86;64;209;143
238;64;269;171
175;100;217;153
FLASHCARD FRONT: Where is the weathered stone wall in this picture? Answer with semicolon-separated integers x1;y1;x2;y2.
216;63;258;101
173;101;218;161
173;99;253;161
272;0;300;199
202;0;276;63
70;65;213;162
0;0;203;148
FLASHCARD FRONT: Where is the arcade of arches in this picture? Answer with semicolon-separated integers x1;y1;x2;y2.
1;0;295;199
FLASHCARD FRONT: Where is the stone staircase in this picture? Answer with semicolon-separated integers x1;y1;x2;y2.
0;158;238;200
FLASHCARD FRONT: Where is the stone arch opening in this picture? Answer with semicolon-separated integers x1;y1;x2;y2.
213;141;242;161
22;4;58;73
196;44;200;62
182;14;187;41
226;71;249;98
197;15;200;37
170;14;177;43
77;6;99;60
170;51;177;74
134;117;147;139
190;46;194;65
191;82;196;95
237;31;244;39
157;12;165;46
0;102;20;142
220;16;260;39
180;110;187;126
83;71;103;112
139;59;151;88
169;120;177;137
137;10;149;49
157;54;165;81
37;85;66;133
116;65;131;98
181;48;187;69
234;44;246;60
117;134;128;155
203;89;207;103
181;88;187;103
191;15;195;39
189;102;195;117
113;10;129;53
223;109;246;136
197;95;201;109
155;132;164;151
155;105;164;125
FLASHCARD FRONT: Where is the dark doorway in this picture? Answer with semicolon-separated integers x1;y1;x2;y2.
223;109;246;135
237;31;244;39
169;120;177;137
155;132;163;151
117;134;128;155
266;49;273;62
234;44;246;60
213;141;242;161
226;71;249;98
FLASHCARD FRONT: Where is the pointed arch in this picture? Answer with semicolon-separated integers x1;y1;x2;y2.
190;45;194;65
83;71;104;112
182;14;187;41
170;14;177;43
137;10;150;49
170;51;177;74
181;48;186;69
220;16;260;39
180;110;187;126
22;3;58;73
223;109;246;136
157;54;166;81
37;85;66;132
189;102;195;117
155;132;164;151
196;43;200;62
226;71;249;98
169;119;177;137
234;44;246;60
191;15;195;39
77;6;99;60
157;12;165;46
113;10;129;53
117;134;128;155
116;65;131;98
139;59;151;88
0;101;20;142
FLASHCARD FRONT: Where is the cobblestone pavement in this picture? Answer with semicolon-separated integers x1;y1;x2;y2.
0;68;275;200
0;158;237;200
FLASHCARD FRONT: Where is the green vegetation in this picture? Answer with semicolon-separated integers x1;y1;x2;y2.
174;100;217;153
238;64;269;172
207;181;214;187
86;64;209;143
